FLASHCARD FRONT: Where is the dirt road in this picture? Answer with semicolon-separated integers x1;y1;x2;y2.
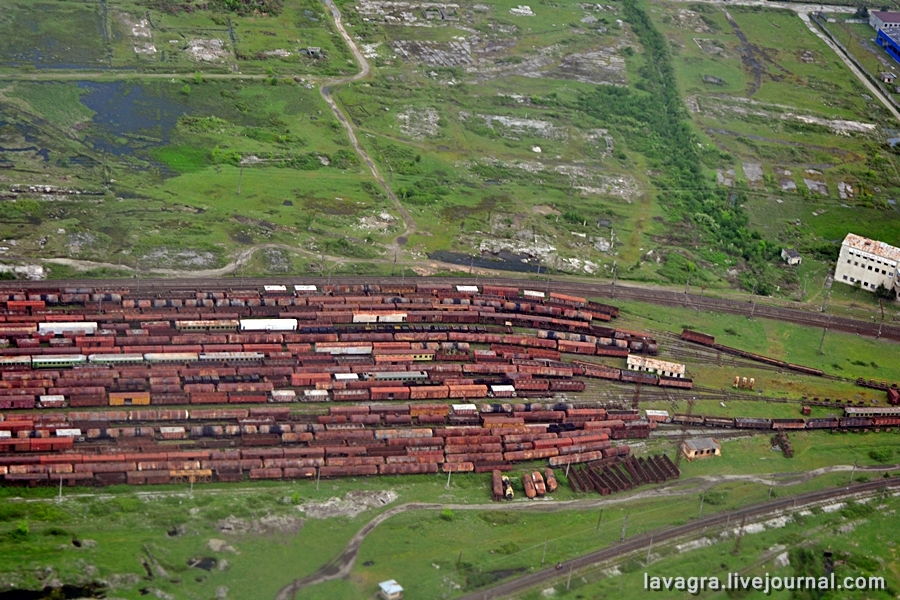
318;0;417;246
273;463;900;599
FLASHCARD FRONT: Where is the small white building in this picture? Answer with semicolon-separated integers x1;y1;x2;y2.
682;438;721;461
626;355;686;378
781;248;801;266
378;580;404;600
834;233;900;298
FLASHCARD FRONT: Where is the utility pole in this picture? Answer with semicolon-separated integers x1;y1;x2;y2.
58;475;63;501
732;515;746;555
316;467;320;491
849;459;858;485
620;514;629;542
611;261;617;298
818;327;828;355
446;469;452;489
596;509;603;531
237;160;243;195
698;493;705;518
541;540;548;566
566;567;573;590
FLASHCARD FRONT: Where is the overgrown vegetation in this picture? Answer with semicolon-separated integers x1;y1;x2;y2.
577;0;775;293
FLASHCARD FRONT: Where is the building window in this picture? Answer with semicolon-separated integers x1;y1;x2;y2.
843;275;848;280
868;266;873;270
855;262;859;266
847;260;851;264
851;278;856;282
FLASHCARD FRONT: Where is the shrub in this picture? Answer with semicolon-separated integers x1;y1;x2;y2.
869;448;893;463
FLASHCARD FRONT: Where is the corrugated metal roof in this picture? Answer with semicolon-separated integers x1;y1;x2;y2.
55;429;82;437
89;353;144;362
645;409;670;417
627;355;686;375
176;320;240;327
456;285;479;292
199;352;264;360
38;322;98;334
522;290;545;298
873;10;900;22
490;385;516;392
842;233;900;262
684;437;720;451
452;403;477;411
264;285;287;291
333;373;360;380
294;285;317;291
145;352;199;361
845;406;900;415
33;354;86;362
379;580;404;594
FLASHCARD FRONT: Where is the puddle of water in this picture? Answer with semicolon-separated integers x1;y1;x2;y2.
188;557;218;571
0;584;106;599
428;250;541;273
77;81;191;156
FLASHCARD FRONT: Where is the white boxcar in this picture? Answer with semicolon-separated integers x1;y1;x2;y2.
38;322;98;335
240;318;298;332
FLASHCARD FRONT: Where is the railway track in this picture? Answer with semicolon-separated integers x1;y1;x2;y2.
4;276;897;342
455;477;900;600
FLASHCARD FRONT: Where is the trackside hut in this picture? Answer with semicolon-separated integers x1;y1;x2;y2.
682;438;721;461
378;580;403;600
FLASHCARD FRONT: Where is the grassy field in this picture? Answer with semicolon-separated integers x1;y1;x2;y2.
515;489;900;600
1;0;899;302
2;431;896;600
0;0;353;75
648;1;900;297
610;296;900;386
0;77;407;271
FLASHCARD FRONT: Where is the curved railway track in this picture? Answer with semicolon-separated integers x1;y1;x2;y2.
4;276;897;342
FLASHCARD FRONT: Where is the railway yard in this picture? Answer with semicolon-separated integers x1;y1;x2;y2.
0;278;898;599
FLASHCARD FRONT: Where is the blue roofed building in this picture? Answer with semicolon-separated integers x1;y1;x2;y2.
877;28;900;66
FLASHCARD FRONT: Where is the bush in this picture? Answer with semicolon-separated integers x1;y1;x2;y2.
11;521;29;541
869;448;893;463
440;509;454;522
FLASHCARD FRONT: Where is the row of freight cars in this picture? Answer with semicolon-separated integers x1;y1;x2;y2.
0;284;619;316
1;405;652;449
0;321;655;356
1;409;642;485
670;406;900;430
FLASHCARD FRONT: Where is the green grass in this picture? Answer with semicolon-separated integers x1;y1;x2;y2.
0;0;354;75
612;296;900;384
516;491;900;599
0;415;897;598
